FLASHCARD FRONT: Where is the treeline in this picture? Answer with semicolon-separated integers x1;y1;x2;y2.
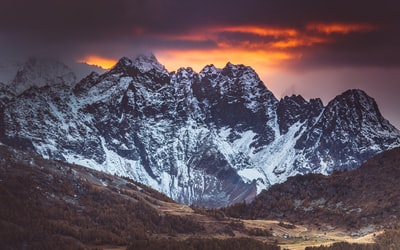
127;237;280;250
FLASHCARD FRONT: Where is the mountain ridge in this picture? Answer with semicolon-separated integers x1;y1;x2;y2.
223;146;400;231
0;54;399;207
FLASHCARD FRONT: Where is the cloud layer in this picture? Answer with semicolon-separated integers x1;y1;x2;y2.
1;0;399;68
1;0;399;127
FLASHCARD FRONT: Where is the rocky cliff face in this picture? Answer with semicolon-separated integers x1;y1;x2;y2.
1;55;399;207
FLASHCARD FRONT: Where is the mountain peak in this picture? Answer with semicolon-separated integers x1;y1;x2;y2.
335;88;372;102
225;62;236;68
133;54;167;74
223;62;250;70
220;63;263;87
108;57;133;74
280;94;307;104
199;64;221;78
338;89;373;104
117;56;133;67
277;94;324;134
10;57;76;95
328;89;381;118
135;53;158;62
293;88;400;173
342;88;368;96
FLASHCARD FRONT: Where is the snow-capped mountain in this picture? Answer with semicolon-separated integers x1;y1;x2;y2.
1;55;399;207
0;57;78;96
0;59;22;85
10;57;77;95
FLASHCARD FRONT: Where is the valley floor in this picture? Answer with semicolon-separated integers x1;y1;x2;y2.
240;220;380;249
131;198;382;250
84;218;382;250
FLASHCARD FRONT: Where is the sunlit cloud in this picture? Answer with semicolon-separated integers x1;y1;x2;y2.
76;22;380;76
271;36;329;49
78;55;117;69
159;25;298;43
153;22;380;72
154;25;304;69
211;25;298;37
306;22;378;34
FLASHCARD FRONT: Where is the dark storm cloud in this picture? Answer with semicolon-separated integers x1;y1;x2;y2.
1;0;398;35
287;28;400;70
1;0;400;68
0;0;139;39
0;0;165;58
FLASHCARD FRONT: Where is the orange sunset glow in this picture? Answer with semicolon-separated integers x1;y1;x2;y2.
156;48;297;73
79;55;117;70
155;22;378;73
211;25;299;37
306;22;378;34
79;22;380;75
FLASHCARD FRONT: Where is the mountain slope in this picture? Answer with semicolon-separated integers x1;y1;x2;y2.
0;144;282;249
0;54;399;207
224;147;400;230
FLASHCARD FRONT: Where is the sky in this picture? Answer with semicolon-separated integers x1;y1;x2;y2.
1;0;399;128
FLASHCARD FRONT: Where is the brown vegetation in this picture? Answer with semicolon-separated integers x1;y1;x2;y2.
223;147;400;231
0;145;279;249
2;144;400;249
0;157;204;248
127;237;280;250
